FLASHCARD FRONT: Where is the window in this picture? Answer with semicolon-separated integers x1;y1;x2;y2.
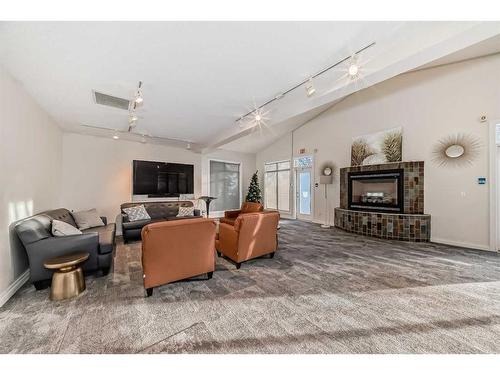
209;160;240;212
294;155;313;168
264;161;290;212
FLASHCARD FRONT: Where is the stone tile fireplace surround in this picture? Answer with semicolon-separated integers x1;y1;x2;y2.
334;161;431;242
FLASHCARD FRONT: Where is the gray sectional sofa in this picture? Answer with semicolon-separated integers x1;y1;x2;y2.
14;208;115;290
121;201;201;243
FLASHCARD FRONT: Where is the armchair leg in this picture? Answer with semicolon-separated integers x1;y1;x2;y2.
216;251;221;257
101;266;111;276
33;280;50;291
207;271;213;279
270;252;275;259
146;288;153;297
236;263;241;270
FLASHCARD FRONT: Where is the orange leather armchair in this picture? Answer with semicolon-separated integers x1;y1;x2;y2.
141;218;216;296
216;211;279;269
220;201;264;226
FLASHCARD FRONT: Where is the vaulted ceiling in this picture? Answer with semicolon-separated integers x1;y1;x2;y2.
1;21;499;152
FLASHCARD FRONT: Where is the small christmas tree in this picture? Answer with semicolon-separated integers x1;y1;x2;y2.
245;171;262;203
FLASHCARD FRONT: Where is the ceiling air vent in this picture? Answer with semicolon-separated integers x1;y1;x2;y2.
93;90;130;110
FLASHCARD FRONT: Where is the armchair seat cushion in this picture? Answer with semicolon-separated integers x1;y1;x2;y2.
82;223;116;255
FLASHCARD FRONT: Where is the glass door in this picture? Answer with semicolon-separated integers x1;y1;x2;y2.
296;168;312;221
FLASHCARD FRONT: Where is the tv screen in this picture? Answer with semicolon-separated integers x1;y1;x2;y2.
132;160;194;197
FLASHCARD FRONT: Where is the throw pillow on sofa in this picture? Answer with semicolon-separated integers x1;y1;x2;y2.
177;206;195;217
123;205;151;222
72;208;105;230
52;219;82;236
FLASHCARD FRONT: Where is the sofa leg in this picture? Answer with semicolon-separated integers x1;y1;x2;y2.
101;266;111;276
33;280;50;291
207;271;213;280
236;263;241;270
146;288;153;297
270;252;275;259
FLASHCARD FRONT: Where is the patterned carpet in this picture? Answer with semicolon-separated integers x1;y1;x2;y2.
1;219;500;353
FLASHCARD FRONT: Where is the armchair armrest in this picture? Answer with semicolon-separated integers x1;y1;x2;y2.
224;210;241;219
121;213;129;223
217;223;239;261
100;216;107;225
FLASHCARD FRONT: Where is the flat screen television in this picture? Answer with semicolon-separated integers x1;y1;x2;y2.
132;160;194;197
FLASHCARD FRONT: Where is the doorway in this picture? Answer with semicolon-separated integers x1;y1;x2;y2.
296;168;312;220
294;155;314;221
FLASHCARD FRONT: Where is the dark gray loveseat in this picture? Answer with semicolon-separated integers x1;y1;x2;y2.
121;201;201;243
14;208;115;290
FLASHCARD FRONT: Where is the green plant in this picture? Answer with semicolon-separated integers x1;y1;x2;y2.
382;131;402;162
245;171;262;203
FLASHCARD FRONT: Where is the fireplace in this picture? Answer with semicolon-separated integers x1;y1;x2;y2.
347;169;404;213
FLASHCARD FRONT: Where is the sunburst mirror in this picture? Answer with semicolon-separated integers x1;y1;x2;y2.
432;133;481;167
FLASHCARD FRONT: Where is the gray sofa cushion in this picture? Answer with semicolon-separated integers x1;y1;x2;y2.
123;205;151;221
122;219;153;230
166;216;203;222
72;208;105;230
82;223;115;255
45;208;78;228
15;214;52;244
52;220;82;236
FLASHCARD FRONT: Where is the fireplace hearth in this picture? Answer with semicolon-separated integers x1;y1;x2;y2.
348;169;404;213
335;161;430;242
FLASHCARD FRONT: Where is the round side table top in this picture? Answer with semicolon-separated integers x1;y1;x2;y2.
44;252;90;270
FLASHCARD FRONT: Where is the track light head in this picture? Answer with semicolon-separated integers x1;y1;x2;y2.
112;132;119;140
348;55;360;79
134;81;144;107
305;78;316;97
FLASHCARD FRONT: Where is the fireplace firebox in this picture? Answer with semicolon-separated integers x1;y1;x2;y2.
347;169;404;213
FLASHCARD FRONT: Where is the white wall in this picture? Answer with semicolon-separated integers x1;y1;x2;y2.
257;54;500;250
497;145;500;250
0;66;63;304
61;133;256;231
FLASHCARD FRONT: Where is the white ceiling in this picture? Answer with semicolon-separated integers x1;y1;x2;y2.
1;22;500;153
0;22;400;145
415;33;500;70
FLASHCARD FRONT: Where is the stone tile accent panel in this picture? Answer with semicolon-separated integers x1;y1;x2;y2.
340;161;424;214
334;208;431;242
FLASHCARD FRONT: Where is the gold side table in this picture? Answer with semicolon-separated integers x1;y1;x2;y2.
44;252;89;301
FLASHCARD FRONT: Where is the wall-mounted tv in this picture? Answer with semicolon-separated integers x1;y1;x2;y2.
132;160;194;197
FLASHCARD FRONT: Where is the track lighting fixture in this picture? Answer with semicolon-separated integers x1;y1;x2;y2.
235;42;375;126
134;81;143;107
186;143;191;150
348;55;360;79
112;131;119;140
305;78;316;97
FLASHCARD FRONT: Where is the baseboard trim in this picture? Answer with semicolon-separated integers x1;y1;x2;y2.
431;238;492;252
0;270;30;307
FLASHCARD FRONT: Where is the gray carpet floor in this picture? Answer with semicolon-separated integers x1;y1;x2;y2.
1;219;500;353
